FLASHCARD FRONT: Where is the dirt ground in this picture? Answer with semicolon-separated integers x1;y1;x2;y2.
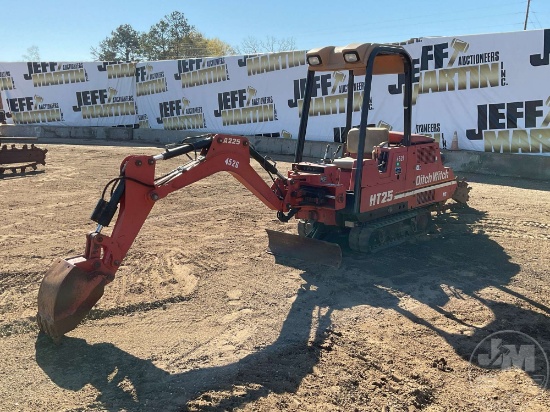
1;139;550;412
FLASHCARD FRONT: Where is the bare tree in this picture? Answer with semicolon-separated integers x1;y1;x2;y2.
22;45;41;62
238;36;262;54
237;36;297;54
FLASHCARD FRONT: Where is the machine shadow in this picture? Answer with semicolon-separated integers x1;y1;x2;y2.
0;170;45;180
35;277;334;411
35;207;549;410
342;208;550;389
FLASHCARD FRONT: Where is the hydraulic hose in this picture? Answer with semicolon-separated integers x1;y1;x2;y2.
153;136;213;161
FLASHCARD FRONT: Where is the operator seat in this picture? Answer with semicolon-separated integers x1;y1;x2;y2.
333;127;389;170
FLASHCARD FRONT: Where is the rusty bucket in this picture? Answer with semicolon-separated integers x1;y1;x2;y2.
36;257;106;341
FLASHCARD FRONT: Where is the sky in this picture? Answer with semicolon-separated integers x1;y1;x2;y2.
1;0;548;62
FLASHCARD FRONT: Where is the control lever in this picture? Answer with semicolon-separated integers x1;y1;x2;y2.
322;144;331;164
321;144;342;164
331;145;342;162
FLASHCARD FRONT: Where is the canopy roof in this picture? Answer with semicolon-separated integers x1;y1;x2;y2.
306;43;407;75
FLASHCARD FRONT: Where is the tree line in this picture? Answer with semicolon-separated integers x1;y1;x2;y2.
89;11;296;62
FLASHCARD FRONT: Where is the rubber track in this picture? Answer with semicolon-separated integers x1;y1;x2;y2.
349;209;425;253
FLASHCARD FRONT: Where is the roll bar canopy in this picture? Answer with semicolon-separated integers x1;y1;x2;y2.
295;43;414;214
305;43;407;75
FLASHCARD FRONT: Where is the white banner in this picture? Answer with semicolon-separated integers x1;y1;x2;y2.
393;30;550;155
1;29;549;154
0;61;136;127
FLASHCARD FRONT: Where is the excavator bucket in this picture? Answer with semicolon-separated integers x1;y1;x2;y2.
266;229;343;268
36;257;106;341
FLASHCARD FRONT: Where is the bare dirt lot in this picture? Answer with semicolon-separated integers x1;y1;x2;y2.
1;140;550;412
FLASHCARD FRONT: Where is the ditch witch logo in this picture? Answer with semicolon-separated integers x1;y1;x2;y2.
136;64;167;96
0;71;15;91
174;58;228;88
214;86;277;126
288;72;370;117
157;97;206;130
389;38;505;104
6;95;63;124
237;51;306;76
466;98;550;153
24;62;88;87
72;88;136;118
97;61;136;78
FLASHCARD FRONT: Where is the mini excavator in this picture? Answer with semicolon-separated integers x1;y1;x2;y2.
37;43;470;341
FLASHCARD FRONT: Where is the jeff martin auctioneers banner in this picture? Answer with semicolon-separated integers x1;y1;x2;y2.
1;29;549;155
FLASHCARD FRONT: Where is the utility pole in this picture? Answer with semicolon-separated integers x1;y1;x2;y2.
524;0;531;30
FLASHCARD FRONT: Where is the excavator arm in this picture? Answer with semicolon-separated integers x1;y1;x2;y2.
37;134;290;340
86;134;287;280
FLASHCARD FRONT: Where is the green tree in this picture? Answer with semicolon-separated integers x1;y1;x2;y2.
140;11;234;59
141;11;196;60
91;12;236;61
165;11;194;58
91;24;141;61
140;19;172;61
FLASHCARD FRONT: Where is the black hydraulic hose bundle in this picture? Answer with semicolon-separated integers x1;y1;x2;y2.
156;135;214;160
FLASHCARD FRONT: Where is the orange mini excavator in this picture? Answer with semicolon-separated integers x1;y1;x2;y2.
37;43;469;341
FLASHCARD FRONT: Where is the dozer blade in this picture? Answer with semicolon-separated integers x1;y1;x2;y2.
266;229;342;268
452;178;471;204
36;257;106;341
